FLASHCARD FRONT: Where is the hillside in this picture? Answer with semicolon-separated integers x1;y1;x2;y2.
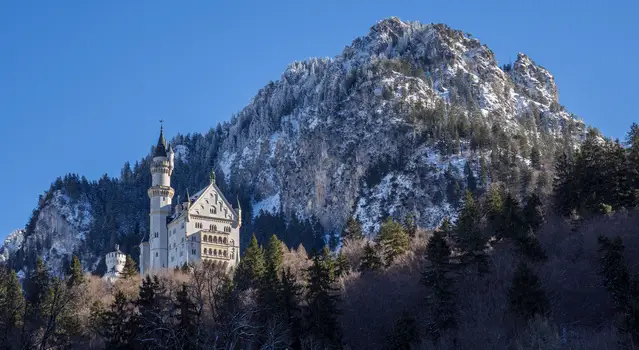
2;17;585;275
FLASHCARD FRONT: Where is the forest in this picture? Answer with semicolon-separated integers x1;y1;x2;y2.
1;123;639;349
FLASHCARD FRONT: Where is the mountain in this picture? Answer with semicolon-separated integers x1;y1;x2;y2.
3;17;585;275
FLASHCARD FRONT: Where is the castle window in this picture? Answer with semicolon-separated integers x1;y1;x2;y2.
213;250;217;256
208;248;212;255
223;237;228;244
195;222;203;229
213;236;218;244
154;232;159;238
181;222;185;229
191;235;196;241
210;208;216;214
191;249;196;255
155;252;158;257
209;224;214;231
223;250;227;257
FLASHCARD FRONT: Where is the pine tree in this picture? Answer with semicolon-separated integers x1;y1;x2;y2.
360;242;383;272
422;230;456;339
0;268;24;344
134;275;171;348
501;192;524;239
402;213;417;238
530;145;541;170
509;262;550;320
67;255;84;288
279;268;303;349
235;233;265;290
24;256;50;321
464;161;477;193
260;235;285;318
384;311;419;350
377;218;409;267
121;255;137;279
522;192;544;232
304;253;342;349
100;290;135;349
453;191;488;273
341;216;364;242
335;252;350;278
553;152;576;217
174;283;198;350
598;236;631;309
485;184;504;237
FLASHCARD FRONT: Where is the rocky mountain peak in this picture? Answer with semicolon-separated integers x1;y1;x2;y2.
509;52;559;107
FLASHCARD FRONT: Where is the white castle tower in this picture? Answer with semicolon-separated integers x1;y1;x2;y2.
104;244;126;282
145;124;175;272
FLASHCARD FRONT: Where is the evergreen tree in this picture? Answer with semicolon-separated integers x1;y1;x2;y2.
341;216;364;242
453;191;489;273
67;255;84;288
235;233;265;290
134;275;171;348
384;311;419;350
99;291;135;349
422;230;456;339
552;152;576;217
501;192;524;239
360;242;383;272
464;161;477;193
522;192;545;232
174;283;198;350
279;268;303;349
0;268;24;345
377;218;409;267
24;256;50;321
335;252;350;278
598;236;631;309
485;184;504;237
121;255;137;279
304;253;342;349
402;213;417;238
530;145;541;170
508;262;550;320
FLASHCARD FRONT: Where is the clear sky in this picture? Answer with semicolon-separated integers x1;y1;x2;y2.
0;0;636;240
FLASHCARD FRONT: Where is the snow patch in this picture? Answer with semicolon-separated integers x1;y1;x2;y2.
252;192;281;218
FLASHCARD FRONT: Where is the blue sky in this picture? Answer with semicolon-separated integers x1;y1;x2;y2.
0;0;636;240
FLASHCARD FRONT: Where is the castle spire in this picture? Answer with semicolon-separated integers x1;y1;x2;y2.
154;121;167;157
210;168;216;184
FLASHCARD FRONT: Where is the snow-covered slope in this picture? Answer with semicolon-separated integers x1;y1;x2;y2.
1;17;586;272
0;229;25;263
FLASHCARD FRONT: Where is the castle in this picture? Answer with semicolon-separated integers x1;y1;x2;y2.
103;244;126;282
136;126;242;275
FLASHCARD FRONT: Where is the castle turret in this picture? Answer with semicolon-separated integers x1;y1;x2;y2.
104;244;126;281
148;125;174;270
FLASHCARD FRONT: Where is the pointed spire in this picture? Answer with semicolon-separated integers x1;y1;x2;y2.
154;122;168;157
210;168;216;184
184;189;191;206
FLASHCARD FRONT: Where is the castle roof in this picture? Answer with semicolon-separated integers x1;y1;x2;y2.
154;126;168;157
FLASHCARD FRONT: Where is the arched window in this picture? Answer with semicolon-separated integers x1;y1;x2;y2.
209;224;214;231
223;237;228;244
208;248;212;255
213;250;217;256
213;236;218;244
223;250;227;257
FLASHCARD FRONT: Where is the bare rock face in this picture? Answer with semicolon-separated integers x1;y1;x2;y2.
3;18;586;273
